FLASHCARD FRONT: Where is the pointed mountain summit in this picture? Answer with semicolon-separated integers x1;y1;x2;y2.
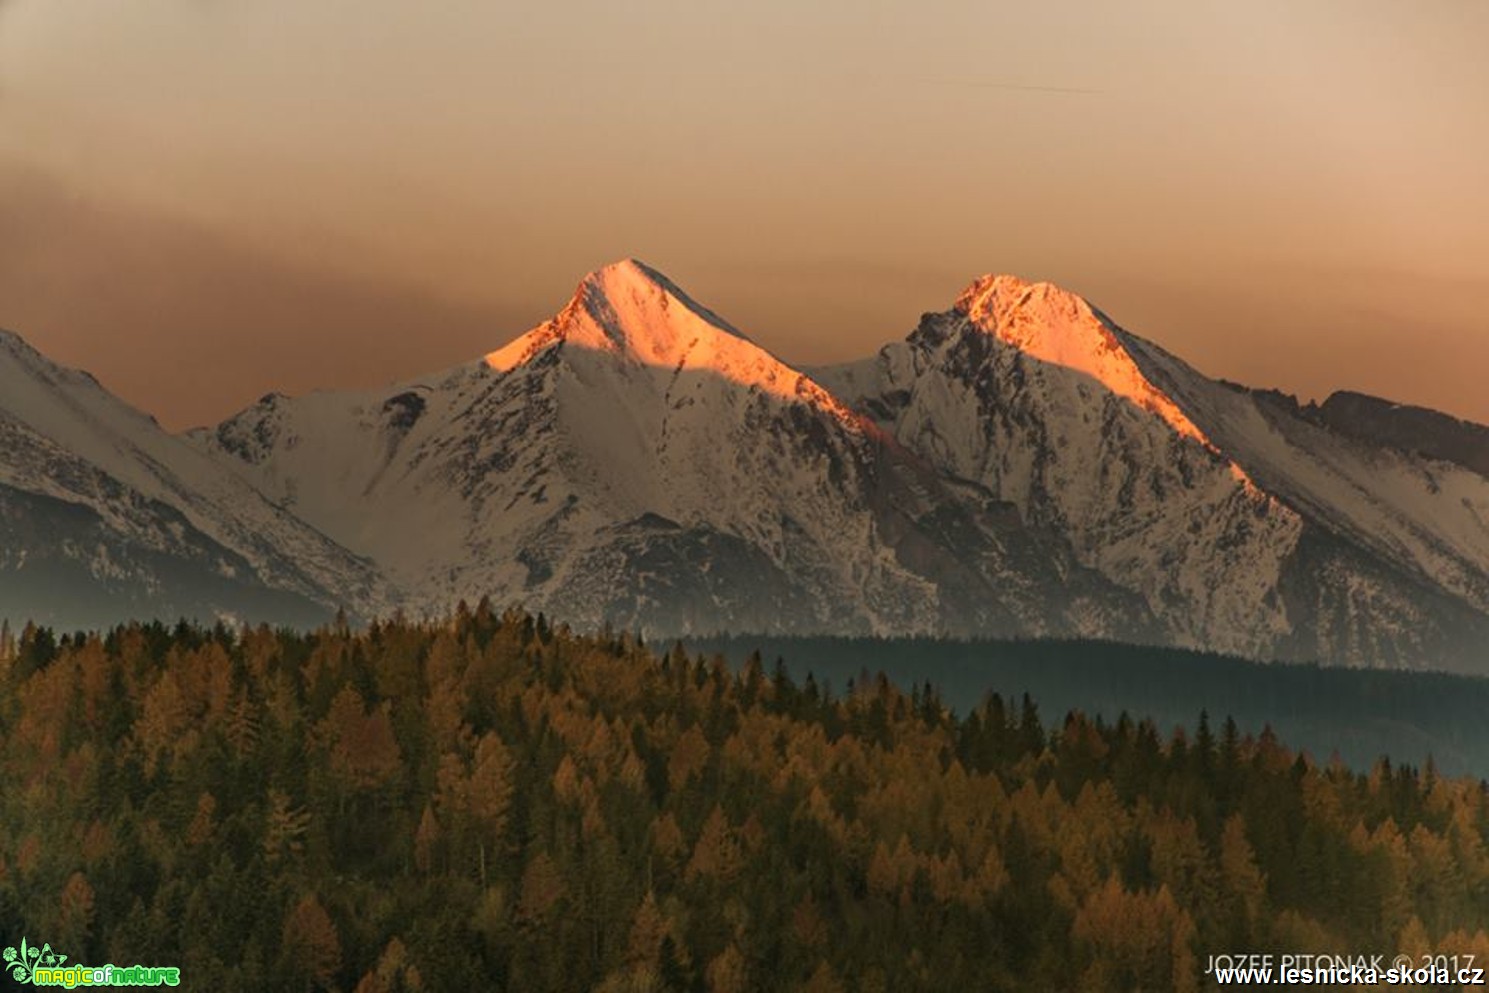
814;275;1302;659
201;261;1127;636
486;259;851;417
487;258;752;369
954;275;1215;449
191;261;1489;668
814;270;1489;668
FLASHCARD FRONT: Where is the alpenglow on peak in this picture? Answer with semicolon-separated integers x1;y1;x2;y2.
480;259;856;414
485;259;753;373
951;272;1216;448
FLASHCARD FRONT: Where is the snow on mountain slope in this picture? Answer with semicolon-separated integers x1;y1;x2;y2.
815;274;1489;668
199;261;1158;639
189;261;1487;668
813;275;1306;659
0;328;387;628
476;259;866;536
1120;337;1489;614
958;276;1217;451
200;261;933;632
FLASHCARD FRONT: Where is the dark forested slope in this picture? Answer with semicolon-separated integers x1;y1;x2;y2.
688;635;1489;778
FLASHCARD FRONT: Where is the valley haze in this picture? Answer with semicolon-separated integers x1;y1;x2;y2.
2;259;1486;673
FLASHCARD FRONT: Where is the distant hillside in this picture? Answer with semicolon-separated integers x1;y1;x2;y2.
685;635;1489;777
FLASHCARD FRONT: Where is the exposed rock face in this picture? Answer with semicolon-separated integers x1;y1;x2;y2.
1311;391;1489;479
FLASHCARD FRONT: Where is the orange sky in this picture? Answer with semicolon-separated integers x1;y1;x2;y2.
0;0;1485;429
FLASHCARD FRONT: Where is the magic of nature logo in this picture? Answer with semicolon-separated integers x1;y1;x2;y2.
4;937;181;988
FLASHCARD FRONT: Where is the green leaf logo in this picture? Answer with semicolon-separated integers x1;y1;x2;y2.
4;937;66;983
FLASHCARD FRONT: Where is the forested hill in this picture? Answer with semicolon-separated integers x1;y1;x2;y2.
687;635;1489;777
2;610;1488;991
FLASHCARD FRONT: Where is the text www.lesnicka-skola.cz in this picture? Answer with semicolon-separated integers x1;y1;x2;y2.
1208;953;1485;986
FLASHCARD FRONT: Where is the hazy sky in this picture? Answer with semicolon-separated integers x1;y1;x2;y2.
1;0;1485;428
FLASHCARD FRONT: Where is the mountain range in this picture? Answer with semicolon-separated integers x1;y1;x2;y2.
3;259;1486;671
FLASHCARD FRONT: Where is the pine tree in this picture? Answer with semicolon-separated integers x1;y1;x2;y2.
686;806;741;883
1019;693;1045;757
413;805;440;875
57;871;96;955
626;891;668;968
516;852;566;926
704;943;748;993
281;894;342;991
1219;814;1265;939
467;733;515;886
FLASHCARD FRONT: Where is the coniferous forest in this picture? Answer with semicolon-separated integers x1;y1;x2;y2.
2;606;1489;991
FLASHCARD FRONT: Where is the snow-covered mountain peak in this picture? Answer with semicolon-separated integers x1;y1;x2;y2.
486;259;737;369
10;258;1489;667
485;259;851;414
952;273;1220;451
